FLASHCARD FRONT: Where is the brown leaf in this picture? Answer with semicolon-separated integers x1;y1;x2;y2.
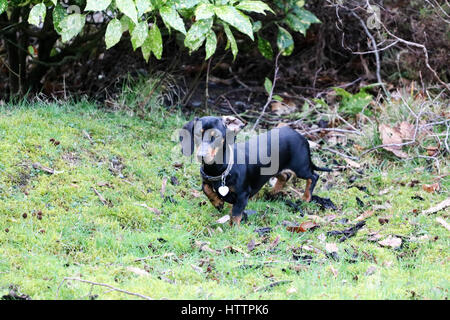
367;232;382;242
353;210;375;222
271;99;296;116
379;124;408;158
286;221;319;233
396;121;415;140
426;146;439;157
422;183;440;193
378;235;402;249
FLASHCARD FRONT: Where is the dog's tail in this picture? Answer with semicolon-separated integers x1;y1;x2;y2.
312;163;333;172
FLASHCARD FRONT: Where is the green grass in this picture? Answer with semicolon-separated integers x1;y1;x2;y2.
0;101;448;300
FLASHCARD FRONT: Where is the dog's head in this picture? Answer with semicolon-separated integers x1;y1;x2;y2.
179;116;246;163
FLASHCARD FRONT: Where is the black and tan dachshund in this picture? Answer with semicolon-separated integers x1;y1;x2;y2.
179;116;331;226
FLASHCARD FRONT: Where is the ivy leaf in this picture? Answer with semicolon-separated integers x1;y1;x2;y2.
264;77;273;95
160;6;186;35
131;21;149;50
28;3;46;27
105;18;123;49
214;6;253;40
59;13;86;43
222;22;238;60
184;18;213;52
116;0;138;24
294;7;321;24
195;3;214;20
277;26;294;56
205;31;217;60
136;0;153;17
236;1;274;15
85;0;111;12
0;0;8;15
258;36;273;60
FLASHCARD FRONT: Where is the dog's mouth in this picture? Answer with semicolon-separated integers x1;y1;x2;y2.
197;145;219;164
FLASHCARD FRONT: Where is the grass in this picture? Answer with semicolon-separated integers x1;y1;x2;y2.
0;101;448;300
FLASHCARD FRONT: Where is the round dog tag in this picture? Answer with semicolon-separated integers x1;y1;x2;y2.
218;185;229;196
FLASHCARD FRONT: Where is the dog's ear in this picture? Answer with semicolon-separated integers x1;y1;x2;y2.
222;116;246;134
179;118;197;156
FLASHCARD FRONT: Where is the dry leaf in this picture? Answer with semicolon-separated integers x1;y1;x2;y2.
286;287;297;295
422;183;440;193
325;243;338;253
396;121;415;140
271;99;296;115
126;267;149;276
344;158;361;168
191;264;203;274
353;210;375;222
378;235;402;249
426;146;439;156
422;198;450;215
379;124;408;158
216;215;230;224
367;232;382;242
286;221;319;233
365;265;377;276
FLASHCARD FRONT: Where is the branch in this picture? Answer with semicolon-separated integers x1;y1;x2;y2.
252;51;282;131
56;277;154;300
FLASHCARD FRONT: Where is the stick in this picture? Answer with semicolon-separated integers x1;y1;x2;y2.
254;280;293;293
56;277;153;300
252;51;282;131
92;187;108;206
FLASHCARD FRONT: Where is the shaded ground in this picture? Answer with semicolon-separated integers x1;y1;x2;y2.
0;103;448;300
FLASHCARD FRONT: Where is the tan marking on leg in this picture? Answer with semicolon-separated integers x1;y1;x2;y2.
271;170;296;195
302;179;313;202
202;183;224;210
229;210;242;227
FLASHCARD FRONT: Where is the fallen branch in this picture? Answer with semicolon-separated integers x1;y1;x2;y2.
92;187;108;206
56;277;153;300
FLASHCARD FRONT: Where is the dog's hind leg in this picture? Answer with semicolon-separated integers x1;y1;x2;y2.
270;170;295;196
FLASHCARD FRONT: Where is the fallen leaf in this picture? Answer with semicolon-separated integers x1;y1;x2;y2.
191;264;203;274
126;267;148;276
422;198;450;215
422;183;440;193
367;232;382;242
325;242;338;254
379;124;408;158
223;245;250;257
378;186;393;195
378;216;391;225
353;210;375;222
216;215;230;224
378;235;402;249
286;287;297;295
271;99;296;115
286;221;319;233
426;146;439;157
344;158;361;168
191;189;202;198
396;121;415;140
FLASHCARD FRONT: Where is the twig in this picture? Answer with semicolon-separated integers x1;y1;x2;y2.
56;277;153;300
92;187;108;206
254;280;293;293
252;51;282;131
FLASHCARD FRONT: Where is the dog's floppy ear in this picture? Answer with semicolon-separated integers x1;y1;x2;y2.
179;117;197;156
222;116;246;134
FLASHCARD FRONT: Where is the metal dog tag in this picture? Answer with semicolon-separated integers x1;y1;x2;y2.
218;186;229;196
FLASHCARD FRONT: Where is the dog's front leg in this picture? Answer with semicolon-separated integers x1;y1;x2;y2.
202;183;224;211
229;194;249;226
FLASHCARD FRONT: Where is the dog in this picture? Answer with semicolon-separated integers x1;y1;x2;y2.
179;116;331;226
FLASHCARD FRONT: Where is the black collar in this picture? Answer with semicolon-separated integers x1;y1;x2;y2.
200;145;234;183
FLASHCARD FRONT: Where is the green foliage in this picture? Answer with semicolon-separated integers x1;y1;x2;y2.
3;0;320;62
334;87;374;116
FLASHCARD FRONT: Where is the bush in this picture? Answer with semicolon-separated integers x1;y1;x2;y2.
0;0;320;97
